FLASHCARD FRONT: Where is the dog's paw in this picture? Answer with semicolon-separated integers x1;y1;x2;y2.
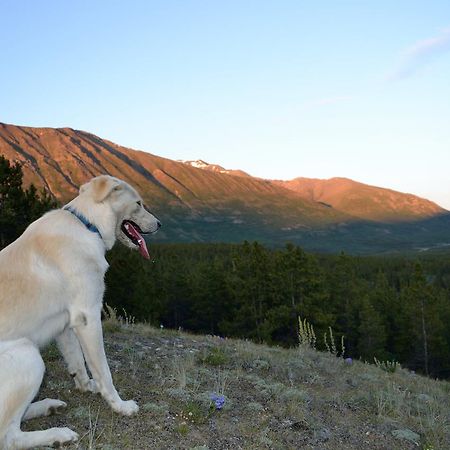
49;427;79;446
23;399;68;421
43;399;67;416
112;399;139;416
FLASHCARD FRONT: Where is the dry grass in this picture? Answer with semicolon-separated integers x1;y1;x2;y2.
24;320;450;449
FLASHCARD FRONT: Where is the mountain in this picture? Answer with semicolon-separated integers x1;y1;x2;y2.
179;159;250;178
274;177;444;223
1;122;449;254
181;164;444;223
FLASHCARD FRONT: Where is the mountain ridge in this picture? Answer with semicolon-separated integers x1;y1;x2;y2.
177;160;446;221
274;176;445;222
1;122;449;254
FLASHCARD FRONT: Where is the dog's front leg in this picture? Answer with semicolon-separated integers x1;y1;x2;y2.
71;309;139;416
56;327;98;393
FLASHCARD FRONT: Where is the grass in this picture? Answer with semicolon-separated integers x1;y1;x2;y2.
24;320;450;449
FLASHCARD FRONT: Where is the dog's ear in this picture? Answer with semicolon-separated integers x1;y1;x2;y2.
80;176;122;202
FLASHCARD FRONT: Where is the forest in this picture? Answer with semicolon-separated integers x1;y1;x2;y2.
103;242;450;379
1;155;450;379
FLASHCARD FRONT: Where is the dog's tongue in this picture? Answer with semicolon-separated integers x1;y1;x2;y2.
123;221;150;260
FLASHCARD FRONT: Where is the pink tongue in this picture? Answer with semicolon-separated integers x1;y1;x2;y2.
123;222;150;260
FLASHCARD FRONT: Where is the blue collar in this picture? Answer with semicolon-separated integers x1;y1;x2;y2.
64;206;103;240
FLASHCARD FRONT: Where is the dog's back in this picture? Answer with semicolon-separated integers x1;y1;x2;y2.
0;209;104;347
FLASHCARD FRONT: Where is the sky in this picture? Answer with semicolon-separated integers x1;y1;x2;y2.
1;1;450;208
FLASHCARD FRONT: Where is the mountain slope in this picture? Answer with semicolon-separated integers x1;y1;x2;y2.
179;159;251;178
275;177;444;223
1;122;449;253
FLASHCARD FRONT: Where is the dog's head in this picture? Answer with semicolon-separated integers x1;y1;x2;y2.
80;175;161;259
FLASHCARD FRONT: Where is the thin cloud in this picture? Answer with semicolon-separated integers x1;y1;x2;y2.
388;27;450;81
306;96;353;108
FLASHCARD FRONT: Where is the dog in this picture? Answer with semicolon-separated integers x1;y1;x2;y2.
0;175;160;449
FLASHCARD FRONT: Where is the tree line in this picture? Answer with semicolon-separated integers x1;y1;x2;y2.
1;156;450;378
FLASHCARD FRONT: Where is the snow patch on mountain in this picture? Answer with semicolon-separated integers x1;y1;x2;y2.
178;159;250;177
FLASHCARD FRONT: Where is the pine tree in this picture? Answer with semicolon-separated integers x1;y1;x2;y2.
357;296;387;360
0;156;56;247
326;252;366;355
398;263;447;375
369;270;398;359
267;243;331;346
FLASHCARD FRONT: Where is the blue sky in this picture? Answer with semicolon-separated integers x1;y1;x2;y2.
2;1;450;208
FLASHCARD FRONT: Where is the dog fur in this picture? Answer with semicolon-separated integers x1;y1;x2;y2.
0;175;160;449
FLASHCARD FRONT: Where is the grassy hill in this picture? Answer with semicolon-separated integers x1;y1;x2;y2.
26;317;450;449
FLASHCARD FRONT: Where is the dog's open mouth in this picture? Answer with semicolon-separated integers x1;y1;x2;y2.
121;220;150;260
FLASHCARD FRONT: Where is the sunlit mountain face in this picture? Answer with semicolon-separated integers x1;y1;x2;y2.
1;122;449;254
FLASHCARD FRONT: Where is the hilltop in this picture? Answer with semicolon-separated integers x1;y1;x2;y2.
1;122;450;254
275;177;444;223
27;319;450;449
178;160;251;178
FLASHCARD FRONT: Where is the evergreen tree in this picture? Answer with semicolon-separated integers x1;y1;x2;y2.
263;243;331;346
369;271;399;359
221;241;278;342
0;156;55;247
326;252;366;355
398;263;447;375
187;258;229;334
357;296;387;360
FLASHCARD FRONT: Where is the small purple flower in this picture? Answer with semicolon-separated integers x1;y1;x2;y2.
210;393;225;410
345;357;353;365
